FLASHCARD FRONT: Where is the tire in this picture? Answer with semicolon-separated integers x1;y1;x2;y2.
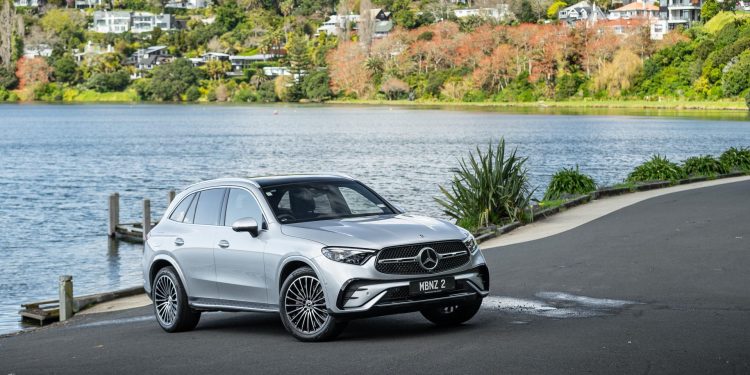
152;266;201;333
279;266;347;342
420;298;482;326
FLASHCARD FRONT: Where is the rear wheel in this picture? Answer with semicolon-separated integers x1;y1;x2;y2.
152;266;201;332
420;298;482;326
279;267;347;342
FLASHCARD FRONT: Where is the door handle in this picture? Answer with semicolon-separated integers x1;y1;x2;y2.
174;238;184;246
218;240;230;248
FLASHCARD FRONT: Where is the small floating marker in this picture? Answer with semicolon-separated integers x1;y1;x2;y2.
273;110;279;115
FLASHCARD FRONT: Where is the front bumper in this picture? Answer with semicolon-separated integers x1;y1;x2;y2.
329;265;489;319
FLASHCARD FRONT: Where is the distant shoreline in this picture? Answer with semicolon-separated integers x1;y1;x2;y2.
329;99;750;112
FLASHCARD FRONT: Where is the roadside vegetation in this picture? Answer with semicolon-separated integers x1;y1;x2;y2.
683;155;728;177
627;155;686;183
543;166;596;200
441;145;749;231
435;139;533;231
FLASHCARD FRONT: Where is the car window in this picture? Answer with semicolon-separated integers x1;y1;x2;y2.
263;181;393;223
184;192;199;224
339;187;383;214
169;194;195;222
193;188;226;226
225;188;264;227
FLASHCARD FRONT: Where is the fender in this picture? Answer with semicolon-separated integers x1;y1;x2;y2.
149;253;190;297
275;255;326;300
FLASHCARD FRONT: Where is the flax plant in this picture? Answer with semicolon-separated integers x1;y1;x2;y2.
436;139;533;231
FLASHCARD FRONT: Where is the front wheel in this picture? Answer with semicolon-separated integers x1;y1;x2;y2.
420;298;482;326
152;266;201;332
279;267;347;342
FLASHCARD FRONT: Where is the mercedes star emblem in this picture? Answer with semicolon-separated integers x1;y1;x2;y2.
418;247;439;271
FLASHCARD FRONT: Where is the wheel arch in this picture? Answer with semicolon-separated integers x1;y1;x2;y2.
149;255;190;297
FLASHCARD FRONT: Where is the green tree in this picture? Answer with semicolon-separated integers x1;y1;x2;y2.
147;58;205;101
301;69;332;101
215;0;246;33
0;65;17;89
517;0;537;23
86;70;130;92
53;55;80;84
722;51;750;97
285;32;311;101
701;0;719;22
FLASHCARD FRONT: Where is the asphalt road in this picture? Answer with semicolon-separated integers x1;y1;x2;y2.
2;181;749;374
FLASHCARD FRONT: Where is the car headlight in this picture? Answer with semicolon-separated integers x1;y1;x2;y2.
463;234;480;254
321;247;376;265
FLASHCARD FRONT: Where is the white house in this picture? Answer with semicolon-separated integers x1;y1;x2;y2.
165;0;208;9
608;1;659;19
316;14;360;36
92;11;131;34
73;41;115;64
127;45;172;78
666;0;703;29
12;0;40;7
23;44;52;58
650;19;668;39
453;6;510;21
91;11;173;33
558;1;606;24
131;12;173;33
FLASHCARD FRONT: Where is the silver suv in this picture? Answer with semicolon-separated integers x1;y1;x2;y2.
143;175;489;341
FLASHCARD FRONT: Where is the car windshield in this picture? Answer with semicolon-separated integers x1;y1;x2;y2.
262;181;395;224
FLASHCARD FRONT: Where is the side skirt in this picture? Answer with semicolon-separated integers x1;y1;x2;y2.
189;297;279;313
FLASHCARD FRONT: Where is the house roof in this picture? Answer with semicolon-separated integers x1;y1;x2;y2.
613;2;659;11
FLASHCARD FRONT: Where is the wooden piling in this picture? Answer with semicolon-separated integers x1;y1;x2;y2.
108;193;120;238
168;190;176;204
143;199;151;242
59;275;73;321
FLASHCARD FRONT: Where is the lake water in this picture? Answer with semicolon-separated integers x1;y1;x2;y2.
0;103;749;334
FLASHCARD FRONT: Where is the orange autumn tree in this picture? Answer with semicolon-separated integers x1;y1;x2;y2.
15;57;52;89
326;41;371;98
473;44;516;93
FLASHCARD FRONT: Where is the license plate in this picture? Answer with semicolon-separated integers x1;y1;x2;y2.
409;276;455;295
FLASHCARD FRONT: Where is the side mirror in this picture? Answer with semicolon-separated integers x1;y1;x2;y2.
231;217;259;237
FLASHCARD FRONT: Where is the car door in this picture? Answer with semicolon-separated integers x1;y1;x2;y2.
214;187;268;304
166;190;222;300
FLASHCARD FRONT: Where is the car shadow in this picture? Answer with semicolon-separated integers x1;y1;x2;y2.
194;311;486;342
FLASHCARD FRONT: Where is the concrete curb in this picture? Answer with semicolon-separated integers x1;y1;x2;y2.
474;171;749;244
75;286;145;312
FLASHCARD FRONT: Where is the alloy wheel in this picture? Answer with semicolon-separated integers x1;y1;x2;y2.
284;275;328;334
154;274;178;327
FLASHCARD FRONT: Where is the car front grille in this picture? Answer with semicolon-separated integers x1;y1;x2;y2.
375;240;470;275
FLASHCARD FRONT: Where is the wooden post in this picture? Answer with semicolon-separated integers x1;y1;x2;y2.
108;193;119;238
167;190;176;205
59;275;73;321
143;199;151;242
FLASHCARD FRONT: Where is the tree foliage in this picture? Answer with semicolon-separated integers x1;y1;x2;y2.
145;58;204;101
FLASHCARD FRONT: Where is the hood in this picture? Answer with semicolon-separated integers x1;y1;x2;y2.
280;214;467;249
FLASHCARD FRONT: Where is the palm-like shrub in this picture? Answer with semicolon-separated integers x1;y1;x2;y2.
719;147;750;171
683;155;728;177
436;139;533;231
544;166;596;200
627;155;686;183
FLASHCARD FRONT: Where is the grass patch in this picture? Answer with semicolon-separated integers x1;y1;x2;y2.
64;89;140;102
704;11;750;34
537;199;566;209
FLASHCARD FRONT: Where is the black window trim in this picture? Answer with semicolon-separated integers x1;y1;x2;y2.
169;185;269;229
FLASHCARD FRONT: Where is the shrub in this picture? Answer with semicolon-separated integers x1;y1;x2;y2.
683;155;728;177
436;139;533;231
544;166;597;200
0;66;18;90
86;70;130;93
185;86;201;102
627;155;686;182
719;147;750;171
